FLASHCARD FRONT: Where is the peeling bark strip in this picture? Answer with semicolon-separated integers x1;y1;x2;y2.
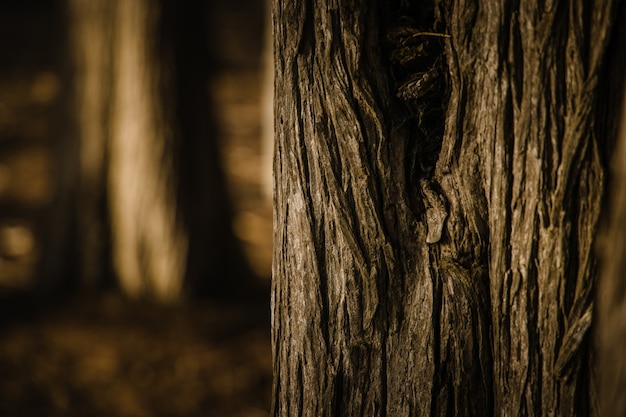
447;1;621;415
272;0;623;416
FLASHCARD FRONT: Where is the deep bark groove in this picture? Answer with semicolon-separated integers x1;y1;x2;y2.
272;0;624;416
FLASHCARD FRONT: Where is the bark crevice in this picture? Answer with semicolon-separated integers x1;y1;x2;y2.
272;0;624;415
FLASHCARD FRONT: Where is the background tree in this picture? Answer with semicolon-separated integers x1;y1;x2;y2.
60;0;249;299
596;85;626;416
271;0;626;416
0;2;273;415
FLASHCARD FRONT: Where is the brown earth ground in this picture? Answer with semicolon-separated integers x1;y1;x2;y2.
0;2;273;416
0;293;271;417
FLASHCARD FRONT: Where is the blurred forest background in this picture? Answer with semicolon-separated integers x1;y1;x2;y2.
0;0;273;416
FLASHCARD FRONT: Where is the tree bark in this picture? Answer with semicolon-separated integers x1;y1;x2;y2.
67;0;247;300
272;0;625;415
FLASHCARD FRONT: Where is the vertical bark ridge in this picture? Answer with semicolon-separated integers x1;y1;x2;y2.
273;0;622;415
445;0;620;415
274;1;393;414
275;0;495;414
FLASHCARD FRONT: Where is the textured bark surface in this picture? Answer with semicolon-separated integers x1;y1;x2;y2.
272;0;624;416
68;0;244;299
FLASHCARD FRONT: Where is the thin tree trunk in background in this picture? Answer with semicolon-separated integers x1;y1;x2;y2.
67;0;248;300
596;82;626;417
108;0;189;300
68;0;186;299
271;0;625;415
261;0;274;202
35;1;79;292
67;0;114;290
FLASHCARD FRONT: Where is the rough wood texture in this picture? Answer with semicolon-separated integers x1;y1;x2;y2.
447;1;620;415
272;0;624;415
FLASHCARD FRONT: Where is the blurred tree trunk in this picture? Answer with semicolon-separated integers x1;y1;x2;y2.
271;0;625;415
65;0;248;300
596;81;626;416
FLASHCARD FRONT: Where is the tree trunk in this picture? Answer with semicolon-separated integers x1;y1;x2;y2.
596;70;626;417
272;0;625;415
65;0;113;291
67;0;247;300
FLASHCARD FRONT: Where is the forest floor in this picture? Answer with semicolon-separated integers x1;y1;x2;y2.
0;293;272;417
0;2;273;416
